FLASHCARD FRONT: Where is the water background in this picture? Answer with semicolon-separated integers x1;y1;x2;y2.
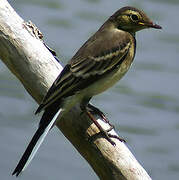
0;0;179;179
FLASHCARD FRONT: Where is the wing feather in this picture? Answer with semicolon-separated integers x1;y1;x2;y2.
36;31;132;113
71;41;131;77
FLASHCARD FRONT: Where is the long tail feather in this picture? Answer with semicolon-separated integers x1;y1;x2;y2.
12;108;62;177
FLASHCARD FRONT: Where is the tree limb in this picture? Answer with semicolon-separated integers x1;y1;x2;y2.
0;1;152;179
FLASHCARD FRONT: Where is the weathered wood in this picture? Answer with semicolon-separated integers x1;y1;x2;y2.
0;1;152;179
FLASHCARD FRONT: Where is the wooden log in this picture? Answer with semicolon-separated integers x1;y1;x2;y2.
0;1;152;179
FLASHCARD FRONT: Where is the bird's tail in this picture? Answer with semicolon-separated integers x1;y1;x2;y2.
12;108;62;177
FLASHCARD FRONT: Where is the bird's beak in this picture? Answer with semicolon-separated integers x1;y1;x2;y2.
138;22;162;29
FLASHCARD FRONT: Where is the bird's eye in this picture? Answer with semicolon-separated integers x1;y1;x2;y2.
130;14;139;21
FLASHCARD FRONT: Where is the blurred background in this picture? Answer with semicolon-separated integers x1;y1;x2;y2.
0;0;178;179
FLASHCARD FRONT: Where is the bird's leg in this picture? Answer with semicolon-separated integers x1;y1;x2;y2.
81;100;125;145
85;110;126;144
87;103;108;123
85;109;116;146
87;103;115;129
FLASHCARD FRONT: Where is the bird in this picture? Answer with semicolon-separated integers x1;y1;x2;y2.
12;6;162;176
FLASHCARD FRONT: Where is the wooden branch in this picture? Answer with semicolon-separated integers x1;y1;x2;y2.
0;1;152;179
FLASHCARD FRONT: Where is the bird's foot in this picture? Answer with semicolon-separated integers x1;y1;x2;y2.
103;126;126;143
87;104;117;131
106;132;126;144
87;104;109;123
88;124;126;146
98;128;126;146
85;109;125;146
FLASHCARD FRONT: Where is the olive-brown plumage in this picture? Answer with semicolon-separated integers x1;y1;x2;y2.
12;6;161;177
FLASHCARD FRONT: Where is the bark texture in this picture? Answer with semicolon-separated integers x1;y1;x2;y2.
0;1;152;179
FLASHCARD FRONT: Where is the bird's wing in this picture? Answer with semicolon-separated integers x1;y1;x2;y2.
36;33;132;113
70;40;131;77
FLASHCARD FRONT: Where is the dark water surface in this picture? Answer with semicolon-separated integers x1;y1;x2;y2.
0;0;178;179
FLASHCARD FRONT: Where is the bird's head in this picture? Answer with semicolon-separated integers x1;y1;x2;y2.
109;6;162;33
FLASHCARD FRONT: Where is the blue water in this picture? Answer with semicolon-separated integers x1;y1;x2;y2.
0;0;179;179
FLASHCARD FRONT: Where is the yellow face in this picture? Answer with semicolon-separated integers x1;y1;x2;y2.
112;7;161;32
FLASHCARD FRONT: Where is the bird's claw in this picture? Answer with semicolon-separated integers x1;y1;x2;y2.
82;104;126;146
